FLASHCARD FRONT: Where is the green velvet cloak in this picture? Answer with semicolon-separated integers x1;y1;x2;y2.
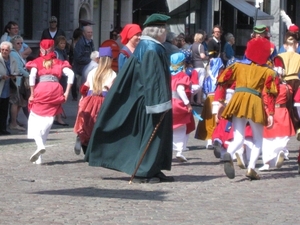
85;37;173;178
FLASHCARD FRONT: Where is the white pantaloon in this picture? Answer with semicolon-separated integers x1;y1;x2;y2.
262;136;290;167
227;116;263;169
173;125;188;156
28;111;54;151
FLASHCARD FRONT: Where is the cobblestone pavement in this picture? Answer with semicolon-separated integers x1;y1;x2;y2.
0;100;300;225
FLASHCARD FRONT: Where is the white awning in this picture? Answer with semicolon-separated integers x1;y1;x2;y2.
167;0;187;12
225;0;274;26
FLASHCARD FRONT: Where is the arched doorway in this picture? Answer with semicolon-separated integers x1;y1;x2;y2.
78;3;92;28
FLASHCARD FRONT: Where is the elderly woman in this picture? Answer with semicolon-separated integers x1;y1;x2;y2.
118;24;141;71
9;35;30;131
191;33;209;106
26;39;74;164
0;41;19;135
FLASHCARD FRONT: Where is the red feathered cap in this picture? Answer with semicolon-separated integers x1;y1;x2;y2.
120;24;142;45
245;38;271;65
289;24;299;32
40;39;55;60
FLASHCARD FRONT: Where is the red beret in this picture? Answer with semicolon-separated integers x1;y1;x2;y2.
245;38;271;65
40;39;55;59
120;24;142;45
289;24;299;32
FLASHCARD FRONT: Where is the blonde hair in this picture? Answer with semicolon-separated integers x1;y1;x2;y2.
194;33;204;43
92;56;113;94
170;61;185;72
43;59;53;69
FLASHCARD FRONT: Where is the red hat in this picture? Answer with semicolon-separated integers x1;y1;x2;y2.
40;39;55;60
289;24;299;32
120;24;142;45
245;38;271;65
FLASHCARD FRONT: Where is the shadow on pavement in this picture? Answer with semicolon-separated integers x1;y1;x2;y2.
172;160;221;167
260;171;299;179
187;145;206;151
0;138;32;146
171;174;223;182
45;159;85;165
30;187;168;200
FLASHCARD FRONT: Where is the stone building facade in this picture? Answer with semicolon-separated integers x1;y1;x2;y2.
0;0;299;58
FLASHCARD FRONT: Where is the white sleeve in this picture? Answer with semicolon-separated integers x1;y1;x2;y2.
29;67;37;86
63;67;74;84
177;85;190;105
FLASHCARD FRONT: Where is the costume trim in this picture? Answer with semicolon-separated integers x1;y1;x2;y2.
235;87;261;97
39;75;59;82
283;74;299;81
146;100;172;114
172;91;181;99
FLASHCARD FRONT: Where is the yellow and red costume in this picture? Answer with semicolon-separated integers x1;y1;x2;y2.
215;37;279;180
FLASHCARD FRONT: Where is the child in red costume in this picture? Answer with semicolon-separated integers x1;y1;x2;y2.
26;39;74;164
74;47;116;155
170;52;195;162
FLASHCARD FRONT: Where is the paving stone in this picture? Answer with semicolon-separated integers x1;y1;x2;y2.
0;102;299;224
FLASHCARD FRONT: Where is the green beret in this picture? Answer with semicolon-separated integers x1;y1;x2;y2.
143;13;170;27
253;24;267;34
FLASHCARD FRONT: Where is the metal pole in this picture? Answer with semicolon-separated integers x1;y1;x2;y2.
254;0;264;26
254;7;259;26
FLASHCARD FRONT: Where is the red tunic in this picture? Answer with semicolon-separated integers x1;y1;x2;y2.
263;83;295;138
26;58;71;117
212;118;253;149
74;95;105;145
171;72;195;134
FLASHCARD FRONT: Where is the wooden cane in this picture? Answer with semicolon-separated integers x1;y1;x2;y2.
129;110;169;184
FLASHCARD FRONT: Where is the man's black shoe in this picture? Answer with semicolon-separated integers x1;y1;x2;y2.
155;172;175;182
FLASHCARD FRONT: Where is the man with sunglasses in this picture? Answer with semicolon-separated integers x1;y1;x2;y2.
41;16;66;40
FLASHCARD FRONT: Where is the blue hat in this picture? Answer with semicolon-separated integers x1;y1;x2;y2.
170;52;186;75
180;49;192;64
99;47;112;58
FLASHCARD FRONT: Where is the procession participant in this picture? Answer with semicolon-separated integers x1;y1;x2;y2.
26;39;74;164
279;10;300;54
214;37;279;180
259;73;294;171
279;33;300;173
211;82;253;165
73;47;116;155
194;57;224;149
278;33;300;136
118;24;141;71
252;25;277;60
170;52;195;162
85;14;174;183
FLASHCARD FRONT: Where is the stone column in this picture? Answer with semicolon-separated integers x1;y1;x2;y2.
120;0;133;27
100;0;114;43
270;0;281;50
32;0;47;40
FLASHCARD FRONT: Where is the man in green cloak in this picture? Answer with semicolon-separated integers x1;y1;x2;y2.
85;13;174;184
